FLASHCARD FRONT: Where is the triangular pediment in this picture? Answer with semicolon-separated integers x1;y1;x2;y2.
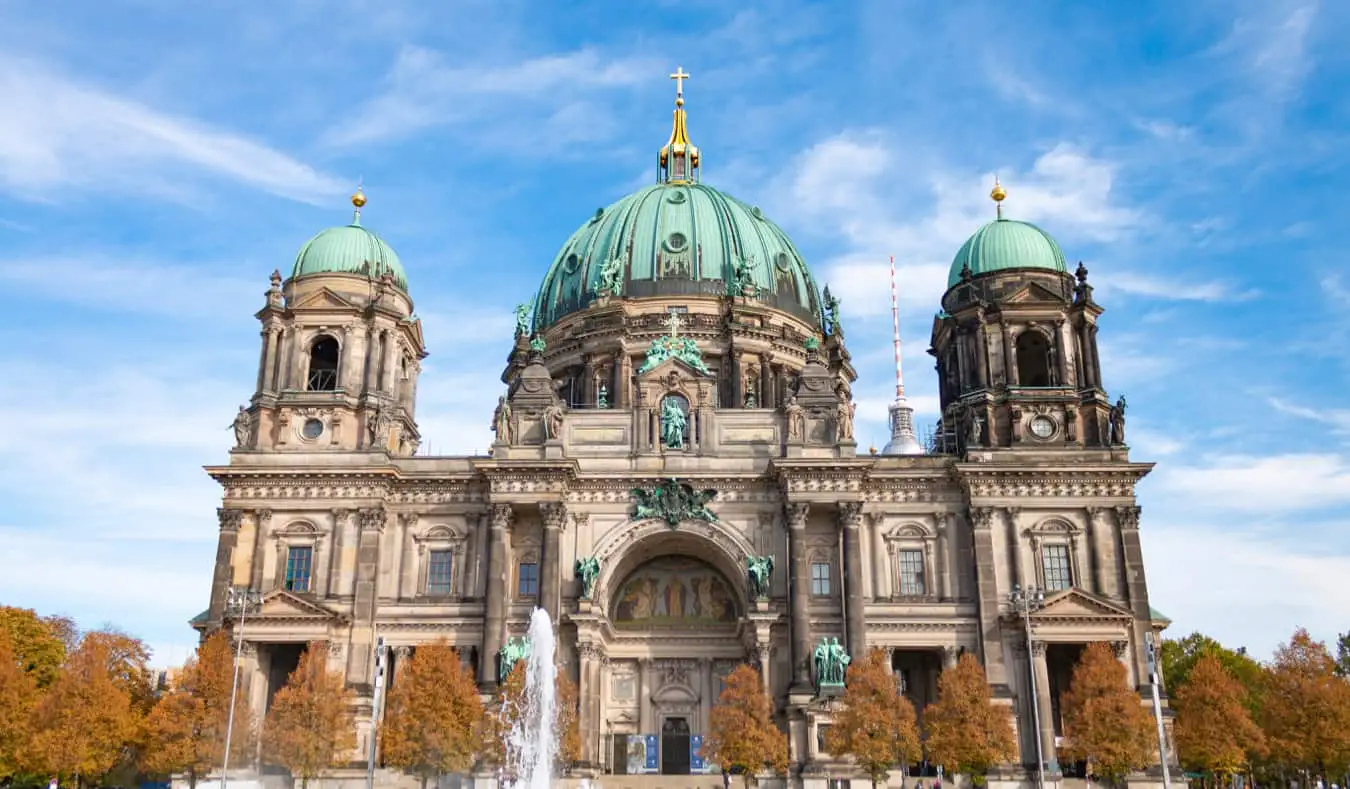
255;590;343;621
1003;281;1066;305
401;317;425;353
636;355;712;380
1030;588;1133;621
291;287;359;311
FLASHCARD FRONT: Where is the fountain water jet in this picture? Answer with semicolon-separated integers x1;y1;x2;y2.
504;608;557;789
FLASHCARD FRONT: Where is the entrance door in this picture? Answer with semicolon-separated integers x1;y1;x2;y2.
661;717;691;775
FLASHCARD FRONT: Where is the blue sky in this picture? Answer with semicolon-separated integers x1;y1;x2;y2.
1;0;1347;667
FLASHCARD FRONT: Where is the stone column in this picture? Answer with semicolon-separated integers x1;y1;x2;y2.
1115;506;1155;681
479;504;512;687
540;503;566;620
616;351;633;408
638;659;651;732
1055;319;1072;387
255;329;270;394
1088;325;1103;388
363;327;380;393
1002;322;1018;386
870;514;888;600
968;508;1009;686
339;324;358;391
578;643;599;765
327;509;350;597
730;351;744;407
1077;322;1097;389
786;503;813;690
249;509;273;590
345;507;386;690
937;513;953;600
760;356;774;409
756;646;772;696
381;332;400;393
974;312;991;389
207;508;244;627
839;502;867;655
1032;642;1060;773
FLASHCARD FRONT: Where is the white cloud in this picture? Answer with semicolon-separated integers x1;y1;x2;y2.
0;57;346;205
0;257;262;320
1270;397;1350;435
325;47;661;149
1144;523;1350;659
1152;453;1350;512
1099;272;1260;302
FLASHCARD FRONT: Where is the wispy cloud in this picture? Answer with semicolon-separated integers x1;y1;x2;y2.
1270;397;1350;435
0;57;346;205
1100;272;1260;303
1153;452;1350;512
0;257;262;320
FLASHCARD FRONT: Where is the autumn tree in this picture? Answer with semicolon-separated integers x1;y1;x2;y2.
141;631;255;788
487;660;582;770
823;648;921;788
27;632;138;788
1259;628;1350;777
83;629;155;714
703;664;788;786
381;643;484;787
0;630;40;781
1161;632;1264;715
1172;653;1265;782
1059;642;1155;785
923;652;1016;784
262;643;356;789
0;606;69;688
1334;631;1350;679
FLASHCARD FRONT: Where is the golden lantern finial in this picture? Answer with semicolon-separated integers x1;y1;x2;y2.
351;177;366;223
660;67;700;184
990;175;1006;219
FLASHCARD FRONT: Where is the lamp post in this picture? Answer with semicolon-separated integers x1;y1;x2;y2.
221;587;262;789
1144;633;1174;789
366;637;387;789
1008;584;1047;789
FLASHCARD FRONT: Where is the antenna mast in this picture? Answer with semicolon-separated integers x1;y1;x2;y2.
881;256;924;455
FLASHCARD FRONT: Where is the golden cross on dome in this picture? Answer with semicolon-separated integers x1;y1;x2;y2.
663;311;684;337
670;66;690;98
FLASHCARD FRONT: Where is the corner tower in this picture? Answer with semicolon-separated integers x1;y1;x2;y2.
929;180;1112;452
231;188;427;456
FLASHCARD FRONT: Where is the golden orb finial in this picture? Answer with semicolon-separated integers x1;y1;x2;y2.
351;189;367;209
990;176;1006;219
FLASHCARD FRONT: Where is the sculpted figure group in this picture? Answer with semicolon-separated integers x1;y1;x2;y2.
813;637;851;687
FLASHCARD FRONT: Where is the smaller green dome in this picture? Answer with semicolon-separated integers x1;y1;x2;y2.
947;218;1067;288
292;220;407;291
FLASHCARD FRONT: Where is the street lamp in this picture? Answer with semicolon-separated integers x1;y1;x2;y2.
221;587;262;789
1008;584;1048;789
1144;633;1174;789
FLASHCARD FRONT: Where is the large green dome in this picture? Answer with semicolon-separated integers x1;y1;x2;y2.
532;182;822;328
292;215;407;292
947;217;1067;288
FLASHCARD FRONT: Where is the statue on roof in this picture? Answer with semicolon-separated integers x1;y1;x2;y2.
1109;396;1128;445
823;286;844;337
600;256;624;295
492;396;513;444
230;406;254;449
729;255;756;296
514;304;531;337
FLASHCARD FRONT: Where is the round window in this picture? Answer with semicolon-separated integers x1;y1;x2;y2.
774;252;791;271
667;232;688;251
302;418;324;440
564;253;581;273
1029;416;1056;439
666;190;687;203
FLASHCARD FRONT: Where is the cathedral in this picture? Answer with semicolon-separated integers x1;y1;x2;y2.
198;72;1171;788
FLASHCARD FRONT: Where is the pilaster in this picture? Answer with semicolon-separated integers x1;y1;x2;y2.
480;503;512;688
969;507;1009;686
786;502;813;691
207;508;244;628
540;502;566;620
838;501;866;656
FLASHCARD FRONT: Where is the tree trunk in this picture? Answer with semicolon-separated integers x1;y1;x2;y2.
421;775;428;789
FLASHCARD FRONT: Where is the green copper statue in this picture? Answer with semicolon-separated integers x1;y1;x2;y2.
600;256;624;295
529;335;546;353
803;336;820;351
575;556;601;600
597;383;609;409
813;637;851;688
499;636;531;682
514;304;531;337
823;285;844;337
660;397;687;449
747;555;774;600
728;255;756;296
631;478;718;529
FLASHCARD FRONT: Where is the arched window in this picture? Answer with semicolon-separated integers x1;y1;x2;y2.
1015;330;1053;387
307;336;339;391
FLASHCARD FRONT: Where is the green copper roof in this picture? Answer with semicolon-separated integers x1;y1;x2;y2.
947;218;1068;288
532;183;823;328
292;221;407;292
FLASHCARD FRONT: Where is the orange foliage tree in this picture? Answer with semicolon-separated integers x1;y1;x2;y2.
83;630;155;715
381;643;485;787
141;631;255;787
262;643;356;789
0;606;69;688
703;664;788;786
1260;628;1350;776
1172;653;1265;781
487;660;581;770
27;632;138;787
1059;642;1155;785
824;648;921;788
923;652;1016;784
0;630;40;781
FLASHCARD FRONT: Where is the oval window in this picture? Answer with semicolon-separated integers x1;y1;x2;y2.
301;418;324;440
667;232;688;252
564;253;581;273
774;252;792;272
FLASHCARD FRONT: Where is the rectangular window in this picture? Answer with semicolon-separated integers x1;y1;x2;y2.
810;562;831;596
898;549;926;596
284;546;313;593
518;562;539;597
1042;544;1073;591
427;550;453;596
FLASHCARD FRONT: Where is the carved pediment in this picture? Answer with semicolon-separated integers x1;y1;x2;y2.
1030;588;1133;622
637;355;712;381
1003;281;1066;305
400;317;425;354
255;590;345;622
290;287;360;311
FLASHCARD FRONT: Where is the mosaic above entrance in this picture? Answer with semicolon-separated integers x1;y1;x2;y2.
612;557;737;629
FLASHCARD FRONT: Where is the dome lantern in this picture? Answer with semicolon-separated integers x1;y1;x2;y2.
658;67;700;184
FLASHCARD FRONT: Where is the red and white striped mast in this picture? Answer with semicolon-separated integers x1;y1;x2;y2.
882;255;923;454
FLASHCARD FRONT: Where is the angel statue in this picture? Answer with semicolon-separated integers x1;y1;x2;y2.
747;555;774;600
513;304;531;337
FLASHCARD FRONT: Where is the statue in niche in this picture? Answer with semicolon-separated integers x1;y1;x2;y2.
835;395;856;442
965;404;984;447
513;304;531;337
575;556;601;600
543;401;565;441
597;383;609;409
491;396;513;444
367;402;384;446
660;397;687;449
784;396;805;441
746;555;774;600
230;406;254;449
1109;395;1128;445
744;379;757;409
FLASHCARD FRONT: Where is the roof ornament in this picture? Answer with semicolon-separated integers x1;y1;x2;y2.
351;176;366;225
990;175;1007;220
659;67;700;184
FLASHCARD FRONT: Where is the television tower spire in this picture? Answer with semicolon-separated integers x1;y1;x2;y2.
882;255;924;455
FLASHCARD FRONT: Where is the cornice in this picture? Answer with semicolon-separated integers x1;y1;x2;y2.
955;462;1153;499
